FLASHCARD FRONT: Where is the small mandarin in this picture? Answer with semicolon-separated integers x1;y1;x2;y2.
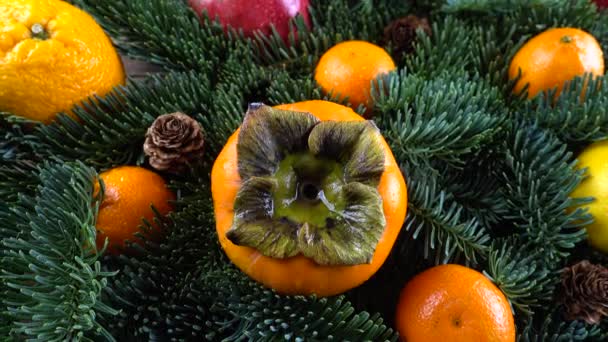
0;0;125;123
95;166;175;254
395;264;515;342
509;27;604;99
315;41;396;114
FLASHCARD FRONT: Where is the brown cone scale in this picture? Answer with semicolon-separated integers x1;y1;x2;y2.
383;15;431;58
143;112;205;174
561;260;608;324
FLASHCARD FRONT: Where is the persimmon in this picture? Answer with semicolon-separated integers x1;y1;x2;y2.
211;100;407;296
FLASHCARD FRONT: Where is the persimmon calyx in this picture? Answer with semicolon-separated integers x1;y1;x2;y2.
226;103;387;266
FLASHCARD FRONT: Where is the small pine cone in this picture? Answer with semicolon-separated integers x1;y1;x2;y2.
561;260;608;324
143;112;204;174
383;15;431;58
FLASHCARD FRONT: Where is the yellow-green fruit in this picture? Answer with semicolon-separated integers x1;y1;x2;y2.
571;141;608;253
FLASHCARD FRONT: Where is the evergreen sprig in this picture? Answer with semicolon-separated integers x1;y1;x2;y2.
97;178;222;339
404;17;475;76
502;0;599;38
0;115;39;163
402;165;491;264
518;309;604;341
1;161;116;340
443;0;599;38
97;177;399;341
2;0;608;339
442;0;563;14
197;268;398;342
486;238;554;315
75;0;240;74
374;70;505;167
440;156;509;229
0;159;39;205
31;71;213;168
249;0;409;69
522;75;608;144
499;122;592;265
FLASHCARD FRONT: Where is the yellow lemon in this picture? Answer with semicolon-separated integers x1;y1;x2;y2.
571;140;608;253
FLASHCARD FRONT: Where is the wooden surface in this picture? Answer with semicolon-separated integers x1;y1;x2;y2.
121;56;163;80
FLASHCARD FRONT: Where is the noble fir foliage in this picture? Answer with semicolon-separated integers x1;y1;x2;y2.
1;0;608;340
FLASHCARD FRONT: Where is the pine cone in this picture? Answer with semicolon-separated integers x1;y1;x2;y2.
383;15;431;58
561;260;608;324
143;112;204;174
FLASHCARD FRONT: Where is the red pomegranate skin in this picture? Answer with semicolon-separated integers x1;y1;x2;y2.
188;0;311;41
595;0;607;8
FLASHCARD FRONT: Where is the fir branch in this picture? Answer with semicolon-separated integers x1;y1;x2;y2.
499;122;592;265
31;72;213;168
502;0;599;37
218;55;345;111
0;160;39;205
405;16;475;76
441;0;602;67
485;238;554;316
202;59;350;154
0;114;40;162
521;75;608;144
265;76;327;106
3;0;608;338
99;178;398;341
442;0;562;14
344;225;436;323
310;0;407;45
442;0;599;37
440;155;509;229
592;10;608;68
403;165;491;264
518;309;604;341
250;0;409;70
75;0;241;73
99;180;225;339
401;15;524;97
1;161;117;340
374;71;505;167
198;268;398;341
467;24;525;97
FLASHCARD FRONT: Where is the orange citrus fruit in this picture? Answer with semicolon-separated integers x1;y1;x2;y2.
395;264;515;342
509;27;604;99
315;40;396;114
211;100;407;296
95;166;175;254
0;0;125;123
